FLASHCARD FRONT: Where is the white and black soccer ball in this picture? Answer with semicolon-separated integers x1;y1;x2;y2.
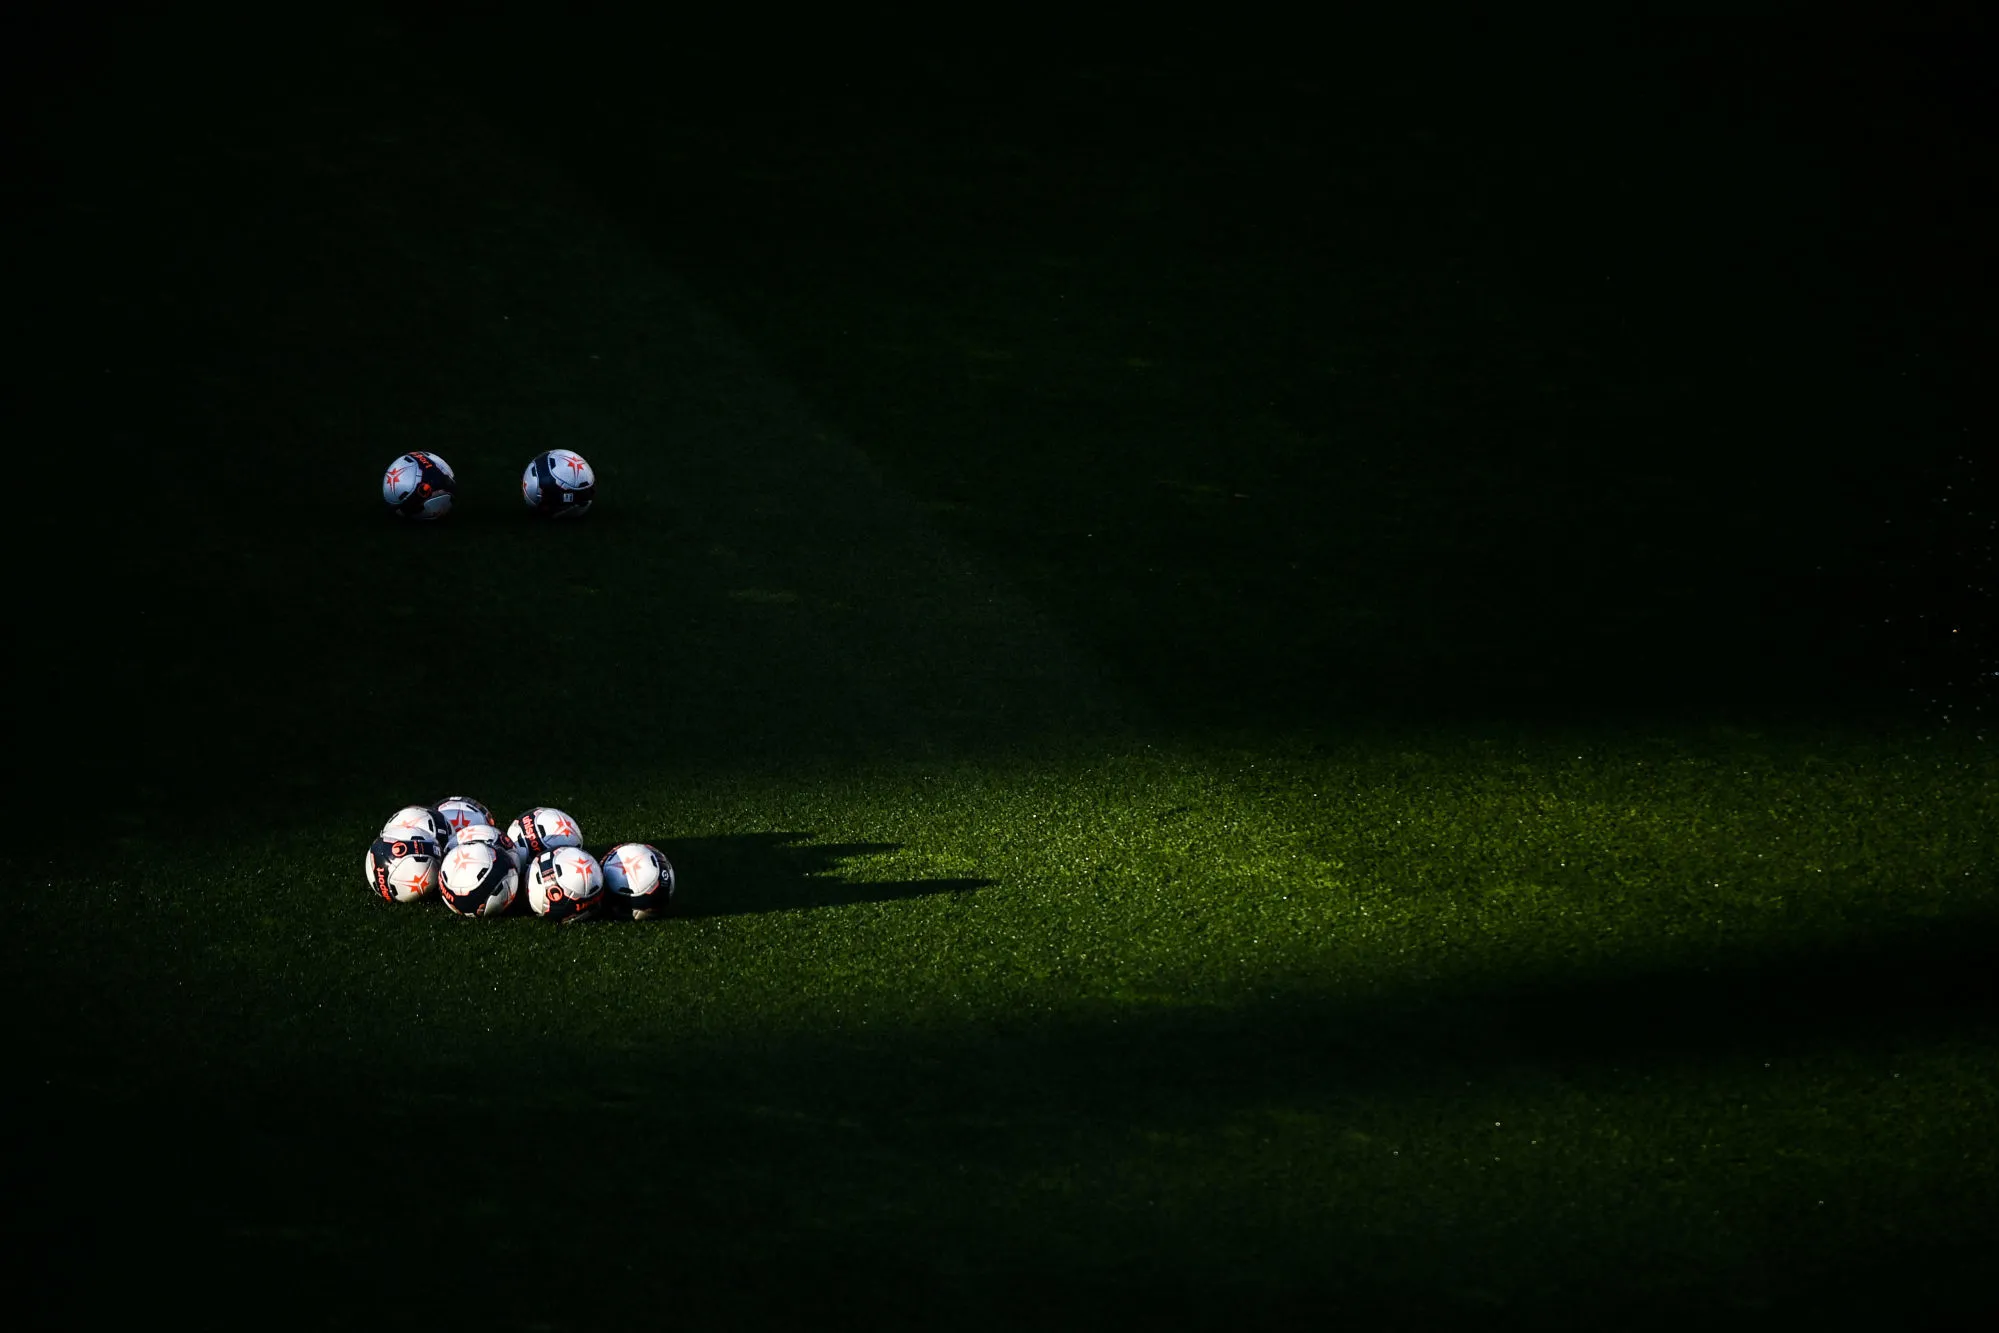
527;846;605;922
383;452;456;519
382;804;452;847
435;796;494;840
446;822;524;869
603;843;674;920
521;449;595;518
506;807;583;859
365;833;440;903
438;839;520;918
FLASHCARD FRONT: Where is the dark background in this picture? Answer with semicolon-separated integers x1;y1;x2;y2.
13;11;1992;825
409;11;1990;722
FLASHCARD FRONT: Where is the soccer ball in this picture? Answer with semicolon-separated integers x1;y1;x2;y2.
521;449;595;518
506;807;583;858
438;839;520;918
365;833;440;903
383;452;456;519
446;822;524;869
603;843;674;920
435;796;494;839
526;846;605;922
382;805;452;847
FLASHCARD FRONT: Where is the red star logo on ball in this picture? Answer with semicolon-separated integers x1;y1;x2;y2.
553;816;576;840
562;455;586;477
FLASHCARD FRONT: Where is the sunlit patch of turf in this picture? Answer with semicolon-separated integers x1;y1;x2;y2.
25;727;1991;1052
14;728;1992;1321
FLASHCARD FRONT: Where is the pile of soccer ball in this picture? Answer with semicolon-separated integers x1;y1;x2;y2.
366;797;674;923
381;449;596;520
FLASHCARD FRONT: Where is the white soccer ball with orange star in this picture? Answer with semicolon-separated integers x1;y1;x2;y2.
435;795;494;840
382;452;456;519
526;846;605;923
365;833;440;904
603;843;674;920
446;822;524;869
522;449;595;518
381;804;452;847
506;807;583;859
438;838;520;918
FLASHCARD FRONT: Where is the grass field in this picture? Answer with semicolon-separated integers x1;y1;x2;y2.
11;10;1994;1329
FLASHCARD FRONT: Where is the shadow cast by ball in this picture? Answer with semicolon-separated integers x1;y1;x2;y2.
588;831;990;918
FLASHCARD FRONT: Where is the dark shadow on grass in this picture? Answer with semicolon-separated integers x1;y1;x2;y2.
400;14;1987;736
13;907;1996;1328
985;909;1999;1116
589;832;990;918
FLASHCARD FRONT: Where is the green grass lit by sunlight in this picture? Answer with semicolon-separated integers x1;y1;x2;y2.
29;732;1992;1056
16;733;1993;1322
